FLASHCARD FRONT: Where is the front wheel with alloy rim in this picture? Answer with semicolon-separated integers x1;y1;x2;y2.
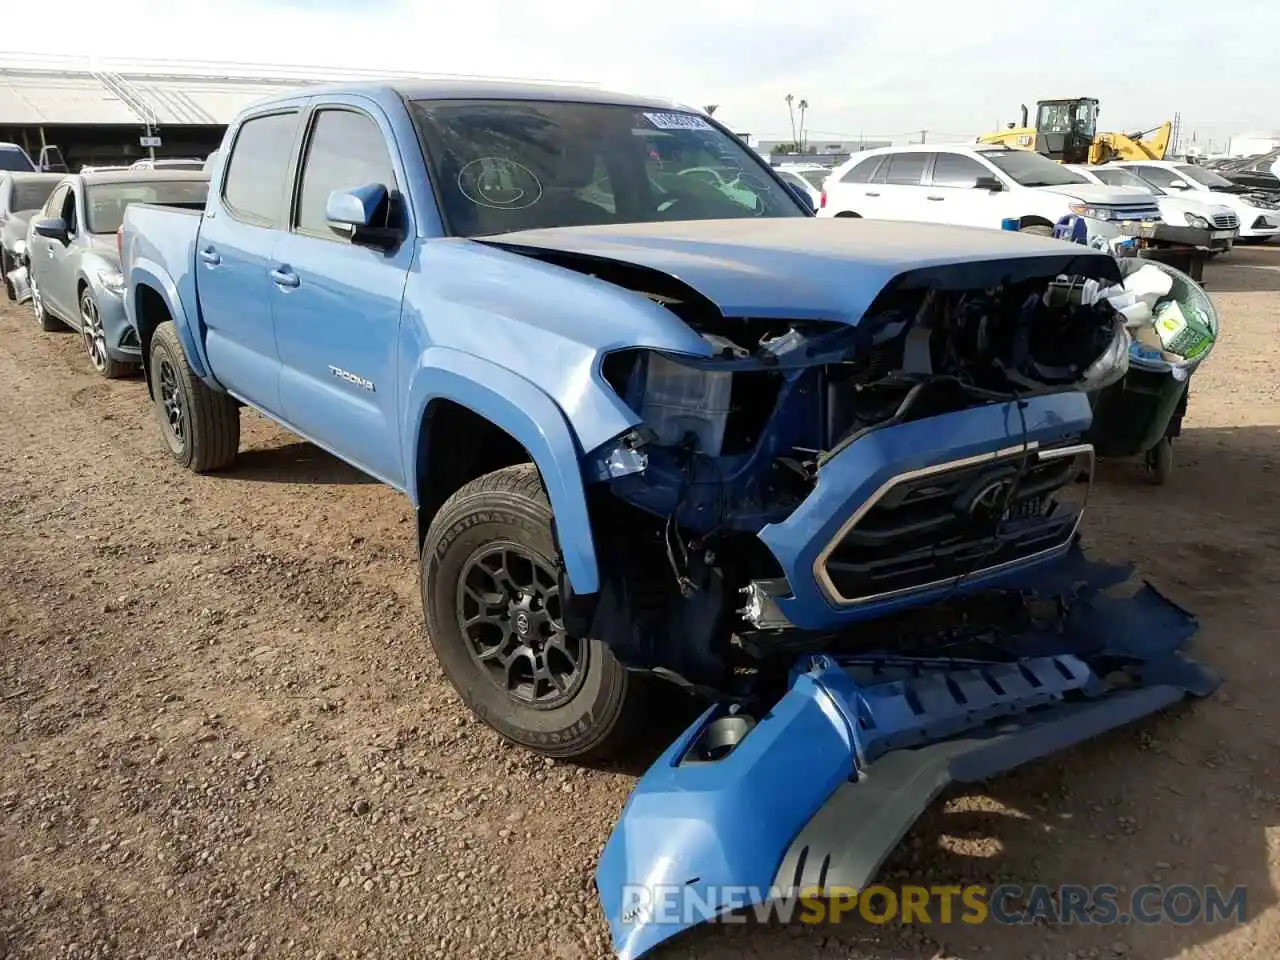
79;291;135;379
30;275;61;331
148;321;240;472
421;463;643;760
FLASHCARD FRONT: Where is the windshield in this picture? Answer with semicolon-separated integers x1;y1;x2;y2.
409;99;806;237
85;179;209;234
1176;164;1233;188
983;149;1089;187
0;146;35;173
1094;168;1161;194
1073;101;1098;139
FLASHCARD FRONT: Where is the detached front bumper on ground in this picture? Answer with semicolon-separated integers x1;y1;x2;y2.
597;545;1219;959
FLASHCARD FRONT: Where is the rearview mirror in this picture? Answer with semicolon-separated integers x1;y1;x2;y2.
974;176;1004;192
325;183;402;250
32;216;69;243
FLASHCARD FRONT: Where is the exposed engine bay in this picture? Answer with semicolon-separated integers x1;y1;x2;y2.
556;255;1129;693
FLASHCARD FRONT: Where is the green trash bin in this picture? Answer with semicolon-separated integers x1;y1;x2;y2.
1084;258;1218;485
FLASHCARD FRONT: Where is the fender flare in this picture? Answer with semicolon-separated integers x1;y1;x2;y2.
404;347;600;596
128;258;218;385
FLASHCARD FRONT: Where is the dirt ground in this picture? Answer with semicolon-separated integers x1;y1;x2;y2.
2;246;1279;960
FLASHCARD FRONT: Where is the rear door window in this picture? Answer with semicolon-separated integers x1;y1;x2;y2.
222;111;301;226
884;153;929;186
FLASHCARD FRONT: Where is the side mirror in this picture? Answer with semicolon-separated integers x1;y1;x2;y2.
974;176;1004;192
325;183;402;249
786;182;817;213
1168;180;1191;190
33;216;69;243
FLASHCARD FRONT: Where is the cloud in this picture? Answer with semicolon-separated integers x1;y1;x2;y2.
15;0;1280;144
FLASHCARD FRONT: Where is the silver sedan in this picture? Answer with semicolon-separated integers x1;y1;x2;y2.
25;171;207;377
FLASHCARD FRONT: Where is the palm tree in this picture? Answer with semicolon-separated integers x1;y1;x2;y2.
797;99;809;152
785;94;797;150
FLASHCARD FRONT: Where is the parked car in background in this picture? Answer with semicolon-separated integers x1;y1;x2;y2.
1113;160;1280;243
1211;149;1280;199
1065;163;1238;251
772;163;826;208
1;172;61;299
25;171;208;377
130;158;207;171
0;142;36;172
818;144;1161;240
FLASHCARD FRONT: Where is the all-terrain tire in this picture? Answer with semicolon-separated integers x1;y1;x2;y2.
148;321;240;473
1;251;14;301
421;463;642;761
1020;223;1055;237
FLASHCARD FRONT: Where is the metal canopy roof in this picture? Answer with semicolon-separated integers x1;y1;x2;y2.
0;54;598;128
0;66;308;126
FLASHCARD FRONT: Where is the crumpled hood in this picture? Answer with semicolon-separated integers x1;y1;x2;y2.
480;218;1117;326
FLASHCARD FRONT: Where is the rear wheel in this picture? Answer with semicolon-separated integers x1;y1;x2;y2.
148;322;239;472
1020;223;1055;237
421;463;642;760
1;251;14;301
80;291;135;379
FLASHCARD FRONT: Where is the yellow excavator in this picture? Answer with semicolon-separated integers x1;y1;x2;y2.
978;98;1172;165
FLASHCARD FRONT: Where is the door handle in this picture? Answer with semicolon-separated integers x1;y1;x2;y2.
927;196;945;201
198;247;221;265
864;191;880;197
270;266;299;288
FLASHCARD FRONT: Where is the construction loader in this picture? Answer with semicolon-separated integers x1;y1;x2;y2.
979;98;1172;165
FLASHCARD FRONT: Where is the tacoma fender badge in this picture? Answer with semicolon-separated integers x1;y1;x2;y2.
328;365;376;392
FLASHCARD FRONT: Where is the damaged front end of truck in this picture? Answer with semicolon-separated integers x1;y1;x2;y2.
485;223;1218;959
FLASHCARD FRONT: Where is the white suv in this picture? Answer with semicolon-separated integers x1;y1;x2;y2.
818;144;1161;240
1112;160;1280;243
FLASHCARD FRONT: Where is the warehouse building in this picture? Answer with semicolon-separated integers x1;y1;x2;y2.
0;55;606;172
0;56;314;170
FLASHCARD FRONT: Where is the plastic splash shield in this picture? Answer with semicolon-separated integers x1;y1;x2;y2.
596;545;1219;959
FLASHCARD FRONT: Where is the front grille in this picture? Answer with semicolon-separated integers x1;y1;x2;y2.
1113;205;1162;222
1213;214;1239;229
816;443;1092;605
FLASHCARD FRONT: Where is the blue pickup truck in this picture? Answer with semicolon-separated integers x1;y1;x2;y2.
121;82;1215;956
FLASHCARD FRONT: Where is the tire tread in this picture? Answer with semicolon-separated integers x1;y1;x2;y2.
151;322;239;473
424;463;644;761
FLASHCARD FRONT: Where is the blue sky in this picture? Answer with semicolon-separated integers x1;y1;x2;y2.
19;0;1280;149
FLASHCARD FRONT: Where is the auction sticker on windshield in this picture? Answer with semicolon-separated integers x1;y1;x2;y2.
643;112;713;131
